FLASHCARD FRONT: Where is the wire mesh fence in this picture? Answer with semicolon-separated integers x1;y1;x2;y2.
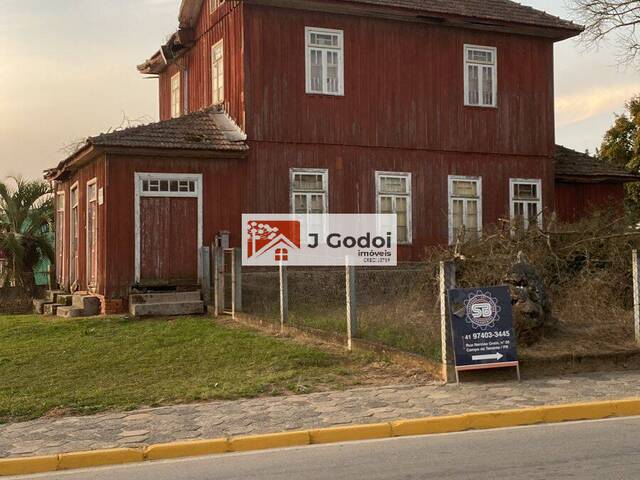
239;262;442;360
241;267;281;323
356;265;440;358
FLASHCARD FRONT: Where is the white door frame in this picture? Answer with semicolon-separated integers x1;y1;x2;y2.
134;172;204;284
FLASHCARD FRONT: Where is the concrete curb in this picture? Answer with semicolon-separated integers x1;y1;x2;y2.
2;398;640;477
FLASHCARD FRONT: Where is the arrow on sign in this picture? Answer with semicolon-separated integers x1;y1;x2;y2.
472;353;504;361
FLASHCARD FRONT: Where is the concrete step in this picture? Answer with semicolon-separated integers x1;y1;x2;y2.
71;294;101;316
45;290;66;302
57;306;85;318
33;298;54;314
43;303;67;316
55;294;73;306
130;301;205;317
129;291;202;305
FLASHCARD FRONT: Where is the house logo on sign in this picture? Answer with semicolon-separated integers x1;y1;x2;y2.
246;220;301;262
464;291;502;330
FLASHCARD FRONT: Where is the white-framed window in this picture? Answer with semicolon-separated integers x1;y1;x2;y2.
182;68;189;115
376;172;412;245
449;176;482;244
464;45;497;107
141;177;196;195
86;179;98;289
210;0;225;13
510;179;543;230
170;72;181;118
211;40;224;105
70;183;79;285
55;191;65;286
305;27;344;96
290;169;328;214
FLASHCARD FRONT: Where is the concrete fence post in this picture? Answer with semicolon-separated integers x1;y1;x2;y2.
279;262;288;333
201;247;212;306
346;258;357;351
440;260;457;383
633;250;640;345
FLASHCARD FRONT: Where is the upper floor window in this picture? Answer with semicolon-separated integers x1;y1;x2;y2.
170;72;181;118
305;27;344;96
464;45;497;107
376;172;412;245
449;176;482;244
211;40;224;105
290;169;328;214
510;179;542;230
210;0;225;13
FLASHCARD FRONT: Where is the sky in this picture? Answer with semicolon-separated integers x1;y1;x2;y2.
1;0;639;181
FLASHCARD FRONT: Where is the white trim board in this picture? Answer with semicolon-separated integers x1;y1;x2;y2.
134;172;204;285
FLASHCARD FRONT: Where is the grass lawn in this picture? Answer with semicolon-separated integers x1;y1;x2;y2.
0;315;382;423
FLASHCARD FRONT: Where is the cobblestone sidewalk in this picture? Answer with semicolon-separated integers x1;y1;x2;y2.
3;370;640;458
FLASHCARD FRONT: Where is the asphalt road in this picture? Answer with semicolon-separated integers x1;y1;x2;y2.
11;416;640;480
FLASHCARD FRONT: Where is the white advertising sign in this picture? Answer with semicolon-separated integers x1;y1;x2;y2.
242;214;398;266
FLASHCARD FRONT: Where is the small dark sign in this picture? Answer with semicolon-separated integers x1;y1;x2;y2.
447;286;519;378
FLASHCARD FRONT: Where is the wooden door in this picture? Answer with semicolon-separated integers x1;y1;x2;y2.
139;196;199;285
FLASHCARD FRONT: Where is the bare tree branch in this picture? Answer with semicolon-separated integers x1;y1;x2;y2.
569;0;640;66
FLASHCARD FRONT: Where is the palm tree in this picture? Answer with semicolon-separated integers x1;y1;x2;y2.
0;178;54;292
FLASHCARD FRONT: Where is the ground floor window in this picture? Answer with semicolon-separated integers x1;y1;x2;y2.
376;172;412;244
290;169;328;214
86;179;98;289
56;191;65;286
510;179;542;230
70;183;79;285
449;176;482;244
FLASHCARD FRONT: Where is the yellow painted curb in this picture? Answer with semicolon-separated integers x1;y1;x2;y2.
57;448;144;471
145;439;229;461
391;414;469;437
3;398;640;477
310;423;392;444
0;455;58;477
230;431;311;452
465;408;544;430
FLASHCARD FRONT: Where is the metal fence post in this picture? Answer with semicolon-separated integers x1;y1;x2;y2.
213;246;220;317
346;258;357;351
279;262;288;333
231;248;243;317
217;247;225;314
440;260;457;383
201;246;212;306
633;250;640;345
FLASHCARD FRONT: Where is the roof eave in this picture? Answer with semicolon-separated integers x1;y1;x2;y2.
244;0;584;41
556;174;640;184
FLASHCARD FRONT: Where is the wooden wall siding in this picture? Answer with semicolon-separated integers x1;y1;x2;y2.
159;1;245;127
246;141;554;258
103;154;245;299
54;156;107;295
139;197;199;284
555;182;625;223
243;5;555;157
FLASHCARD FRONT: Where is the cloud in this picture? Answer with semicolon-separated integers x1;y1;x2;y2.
556;83;640;126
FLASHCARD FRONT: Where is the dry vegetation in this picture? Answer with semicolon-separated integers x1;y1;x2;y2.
424;211;640;357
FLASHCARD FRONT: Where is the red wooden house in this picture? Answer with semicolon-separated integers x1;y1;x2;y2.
45;0;637;313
